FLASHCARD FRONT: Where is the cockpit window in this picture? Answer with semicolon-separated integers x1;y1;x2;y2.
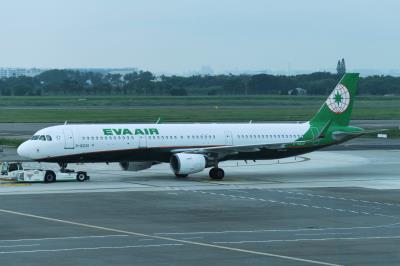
31;135;53;141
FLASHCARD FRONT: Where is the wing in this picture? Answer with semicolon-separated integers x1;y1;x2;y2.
171;128;387;157
171;140;305;156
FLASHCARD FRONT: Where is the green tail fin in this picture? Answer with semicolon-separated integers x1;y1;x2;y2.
310;73;359;127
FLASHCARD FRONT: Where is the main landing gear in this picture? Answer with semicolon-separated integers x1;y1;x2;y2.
58;162;68;172
175;173;188;178
209;167;224;180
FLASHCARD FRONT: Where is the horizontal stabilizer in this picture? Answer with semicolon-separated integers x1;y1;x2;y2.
332;129;388;141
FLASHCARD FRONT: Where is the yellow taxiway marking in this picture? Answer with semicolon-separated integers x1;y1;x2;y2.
0;183;31;187
0;208;341;266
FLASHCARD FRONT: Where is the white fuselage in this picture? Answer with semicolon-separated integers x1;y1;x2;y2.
17;122;311;162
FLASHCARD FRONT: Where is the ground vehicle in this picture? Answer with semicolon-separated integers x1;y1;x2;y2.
0;162;89;183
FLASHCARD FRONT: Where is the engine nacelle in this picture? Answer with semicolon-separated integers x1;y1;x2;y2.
170;153;206;175
119;161;153;171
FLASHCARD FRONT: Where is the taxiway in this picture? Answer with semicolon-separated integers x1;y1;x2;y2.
0;150;399;265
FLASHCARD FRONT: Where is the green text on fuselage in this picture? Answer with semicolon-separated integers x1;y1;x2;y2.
103;128;159;136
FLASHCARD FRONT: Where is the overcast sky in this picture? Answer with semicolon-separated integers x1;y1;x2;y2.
1;0;400;74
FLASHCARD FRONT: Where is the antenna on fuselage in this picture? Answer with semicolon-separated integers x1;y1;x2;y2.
64;121;68;125
155;117;162;124
249;120;252;124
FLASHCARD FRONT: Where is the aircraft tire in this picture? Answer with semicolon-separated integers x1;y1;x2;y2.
175;173;188;178
76;172;87;182
209;168;224;180
44;171;56;183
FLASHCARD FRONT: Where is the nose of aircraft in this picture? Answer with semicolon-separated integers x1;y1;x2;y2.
17;141;30;158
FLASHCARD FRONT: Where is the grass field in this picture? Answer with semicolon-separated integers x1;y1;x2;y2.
1;95;400;108
0;95;398;123
0;107;398;123
0;95;398;145
0;138;25;147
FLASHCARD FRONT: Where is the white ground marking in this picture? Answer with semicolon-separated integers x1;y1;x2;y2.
0;235;129;242
182;237;204;240
286;196;311;201
188;190;398;218
0;244;183;254
295;233;353;236
155;222;400;235
270;189;400;207
213;235;400;244
0;244;40;248
0;208;341;266
352;205;382;210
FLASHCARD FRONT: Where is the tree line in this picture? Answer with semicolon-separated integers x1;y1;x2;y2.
0;69;399;96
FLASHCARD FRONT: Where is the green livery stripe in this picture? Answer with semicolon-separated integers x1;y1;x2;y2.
310;73;359;127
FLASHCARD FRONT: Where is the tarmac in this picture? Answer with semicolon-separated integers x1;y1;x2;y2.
0;149;400;266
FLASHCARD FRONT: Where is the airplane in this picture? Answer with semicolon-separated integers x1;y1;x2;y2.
17;73;381;180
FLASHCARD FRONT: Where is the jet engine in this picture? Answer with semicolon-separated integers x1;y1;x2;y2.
119;161;153;171
170;153;206;175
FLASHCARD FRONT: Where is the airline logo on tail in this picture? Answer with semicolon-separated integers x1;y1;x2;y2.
326;84;350;114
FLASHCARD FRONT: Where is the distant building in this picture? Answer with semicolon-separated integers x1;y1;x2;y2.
288;87;307;95
0;68;44;78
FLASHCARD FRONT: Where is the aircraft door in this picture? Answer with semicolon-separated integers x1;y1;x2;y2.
63;129;74;149
138;135;147;148
224;131;233;145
